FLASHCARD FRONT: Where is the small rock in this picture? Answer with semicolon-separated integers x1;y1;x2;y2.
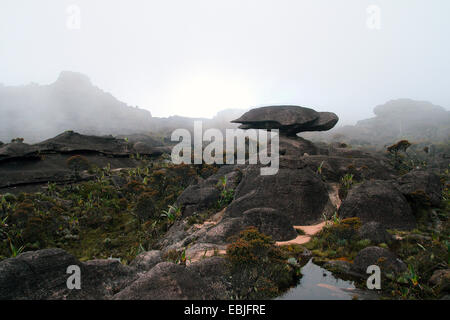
129;250;162;272
429;269;450;293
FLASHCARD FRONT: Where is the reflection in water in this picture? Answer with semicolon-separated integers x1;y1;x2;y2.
277;259;357;300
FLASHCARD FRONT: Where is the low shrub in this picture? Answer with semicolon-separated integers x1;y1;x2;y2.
226;227;297;299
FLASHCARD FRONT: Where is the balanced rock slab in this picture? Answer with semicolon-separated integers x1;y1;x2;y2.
231;105;338;136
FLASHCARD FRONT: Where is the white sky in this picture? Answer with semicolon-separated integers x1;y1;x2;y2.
1;0;449;123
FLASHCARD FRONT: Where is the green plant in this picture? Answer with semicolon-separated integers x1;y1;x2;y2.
160;205;181;224
322;210;341;225
0;215;8;227
386;140;422;173
47;182;58;196
178;248;191;265
137;243;146;255
305;217;362;260
217;176;227;190
163;248;189;265
355;239;371;250
103;163;112;176
332;211;341;225
340;173;354;190
8;238;24;257
406;264;419;287
317;161;325;175
339;173;354;200
218;189;234;208
217;176;235;209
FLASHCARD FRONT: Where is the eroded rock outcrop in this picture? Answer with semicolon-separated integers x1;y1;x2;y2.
0;247;230;300
302;154;396;182
0;248;137;299
113;258;229;300
338;180;416;230
0;131;166;193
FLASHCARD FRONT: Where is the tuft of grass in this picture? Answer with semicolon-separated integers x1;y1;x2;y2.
216;176;235;209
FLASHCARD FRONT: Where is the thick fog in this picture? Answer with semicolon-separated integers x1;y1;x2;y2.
1;0;449;123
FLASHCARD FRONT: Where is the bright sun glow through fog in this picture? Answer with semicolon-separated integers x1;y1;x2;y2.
166;73;255;118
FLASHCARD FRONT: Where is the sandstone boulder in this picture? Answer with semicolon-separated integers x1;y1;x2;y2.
241;207;297;241
226;165;333;225
338;180;416;230
396;169;442;207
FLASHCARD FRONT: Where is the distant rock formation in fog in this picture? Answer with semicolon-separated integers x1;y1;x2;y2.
148;109;244;138
301;99;450;147
0;71;153;142
7;72;447;149
0;71;248;143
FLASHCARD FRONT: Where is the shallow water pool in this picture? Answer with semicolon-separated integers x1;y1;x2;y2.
277;259;377;300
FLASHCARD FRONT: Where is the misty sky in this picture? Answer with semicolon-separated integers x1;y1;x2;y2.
1;0;449;123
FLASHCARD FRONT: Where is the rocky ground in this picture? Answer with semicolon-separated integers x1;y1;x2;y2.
0;108;448;300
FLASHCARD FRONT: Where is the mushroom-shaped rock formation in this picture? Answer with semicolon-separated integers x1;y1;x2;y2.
231;105;338;136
